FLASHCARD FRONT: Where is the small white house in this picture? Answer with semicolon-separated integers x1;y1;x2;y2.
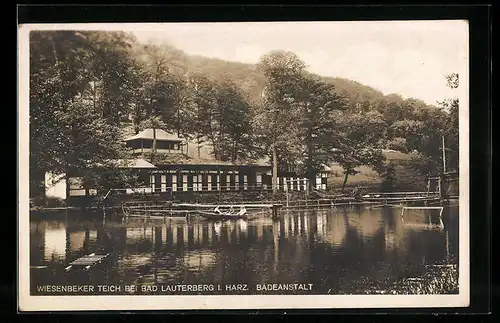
45;172;67;200
44;158;157;201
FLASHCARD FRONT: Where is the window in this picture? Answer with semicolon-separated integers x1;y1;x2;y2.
321;173;328;190
161;174;167;192
184;174;191;191
183;174;188;191
68;177;87;196
68;177;86;196
315;173;328;190
172;173;177;191
207;173;212;191
68;177;84;190
234;172;239;190
150;174;155;191
226;174;231;191
193;173;203;191
256;173;262;188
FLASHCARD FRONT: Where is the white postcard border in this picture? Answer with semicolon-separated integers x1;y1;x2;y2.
17;21;470;311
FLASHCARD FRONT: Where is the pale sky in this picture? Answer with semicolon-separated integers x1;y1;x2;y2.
129;21;468;106
20;21;468;106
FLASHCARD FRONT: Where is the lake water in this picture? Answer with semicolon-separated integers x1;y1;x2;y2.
29;205;459;295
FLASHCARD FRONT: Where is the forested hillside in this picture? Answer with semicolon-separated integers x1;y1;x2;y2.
29;30;459;193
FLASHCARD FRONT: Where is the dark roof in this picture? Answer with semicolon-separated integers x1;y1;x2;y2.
92;159;157;169
125;129;183;142
146;154;270;168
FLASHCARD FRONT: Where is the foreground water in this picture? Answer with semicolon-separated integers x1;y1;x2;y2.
29;205;459;295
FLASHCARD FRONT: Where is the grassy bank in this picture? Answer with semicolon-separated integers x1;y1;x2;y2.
327;163;428;192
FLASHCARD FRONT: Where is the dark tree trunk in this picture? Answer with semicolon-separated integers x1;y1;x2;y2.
341;171;349;192
305;102;315;191
152;128;157;154
231;139;238;164
197;136;201;158
272;142;278;193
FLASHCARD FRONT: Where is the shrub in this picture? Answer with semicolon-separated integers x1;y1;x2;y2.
30;196;66;208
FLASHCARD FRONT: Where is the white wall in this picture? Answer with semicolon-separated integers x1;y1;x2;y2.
45;172;67;200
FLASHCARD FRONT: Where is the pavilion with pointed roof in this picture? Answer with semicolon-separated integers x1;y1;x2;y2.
125;128;184;155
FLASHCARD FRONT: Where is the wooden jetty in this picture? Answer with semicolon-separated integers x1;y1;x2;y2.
400;206;445;229
121;201;283;219
65;253;110;272
361;191;442;204
112;189;445;220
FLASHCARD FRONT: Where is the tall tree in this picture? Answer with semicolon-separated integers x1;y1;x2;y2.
214;79;256;163
333;111;387;191
184;74;218;158
294;72;347;189
256;50;306;192
30;31;138;195
137;116;167;161
132;42;187;133
441;73;460;172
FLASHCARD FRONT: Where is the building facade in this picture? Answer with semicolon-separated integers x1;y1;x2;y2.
44;128;330;204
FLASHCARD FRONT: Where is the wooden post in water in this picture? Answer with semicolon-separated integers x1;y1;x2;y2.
272;142;278;194
305;178;309;206
285;179;289;208
271;205;281;221
441;135;447;174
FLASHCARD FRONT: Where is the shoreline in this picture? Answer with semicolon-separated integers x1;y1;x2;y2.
29;197;459;214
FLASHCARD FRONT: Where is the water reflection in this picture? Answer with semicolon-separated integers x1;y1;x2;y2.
43;223;66;261
30;206;459;294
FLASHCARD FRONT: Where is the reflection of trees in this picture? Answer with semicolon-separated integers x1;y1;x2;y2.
30;207;458;292
345;209;383;239
69;232;86;252
30;221;45;265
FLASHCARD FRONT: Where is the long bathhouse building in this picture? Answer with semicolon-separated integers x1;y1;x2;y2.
44;128;330;204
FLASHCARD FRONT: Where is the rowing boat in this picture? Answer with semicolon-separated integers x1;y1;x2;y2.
197;211;247;220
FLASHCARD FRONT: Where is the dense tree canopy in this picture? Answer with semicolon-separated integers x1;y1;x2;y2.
29;30;459;194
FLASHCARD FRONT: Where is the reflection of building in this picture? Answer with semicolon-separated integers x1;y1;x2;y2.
310;211;347;247
126;227;153;242
43;226;66;261
256;221;263;241
316;213;327;238
325;215;347;247
384;230;397;251
238;219;248;235
383;210;406;252
182;251;217;272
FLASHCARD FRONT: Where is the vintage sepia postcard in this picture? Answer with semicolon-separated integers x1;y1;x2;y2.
18;21;470;311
